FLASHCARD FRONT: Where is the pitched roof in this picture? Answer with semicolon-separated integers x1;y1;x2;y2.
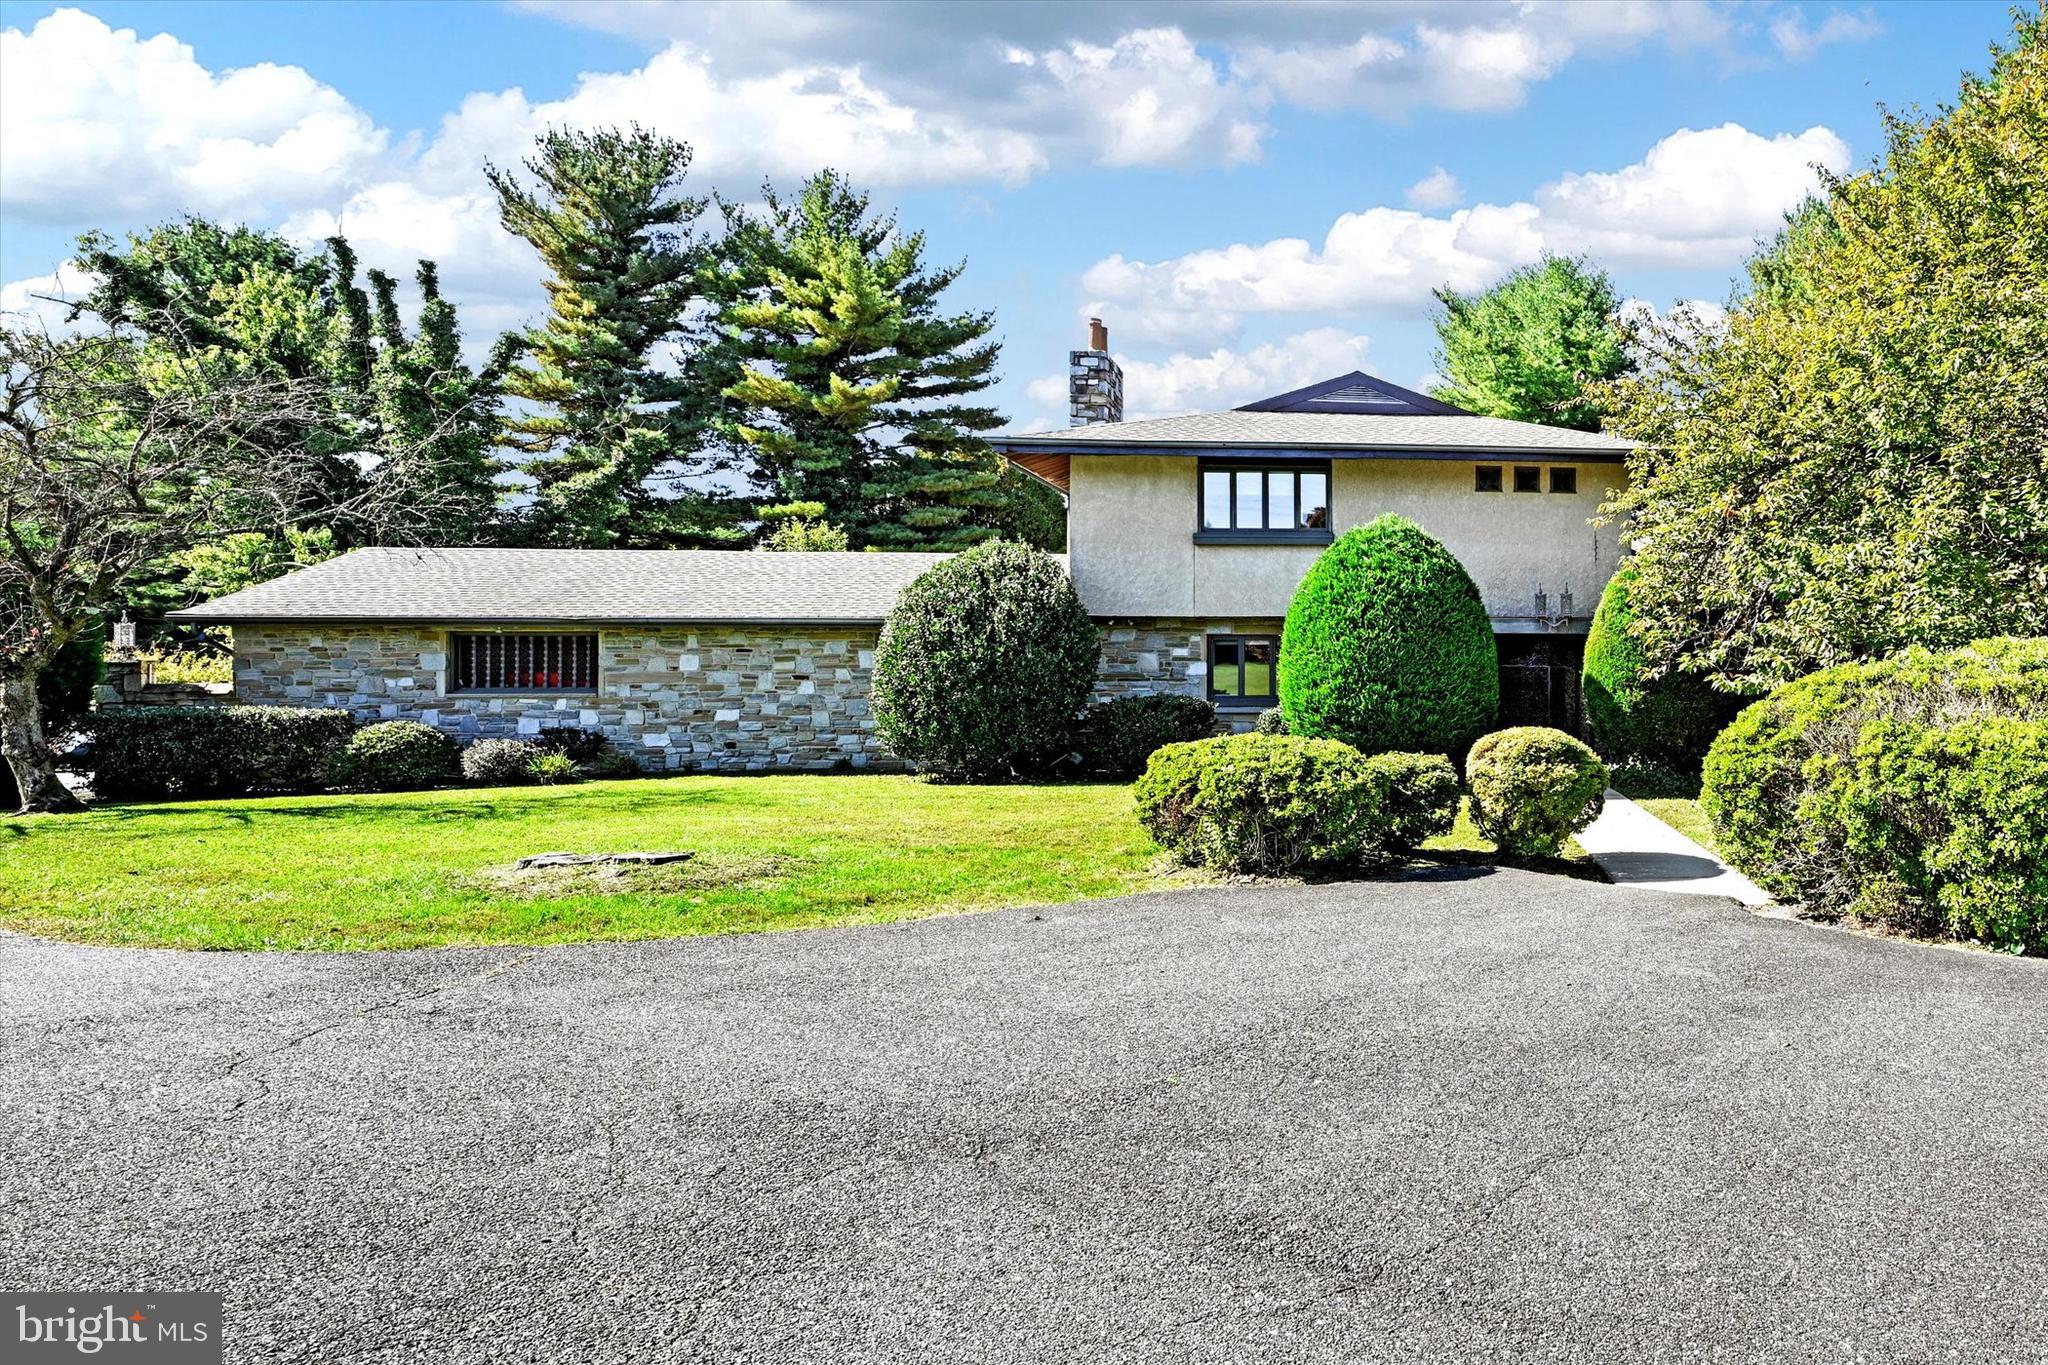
993;370;1634;459
168;547;968;625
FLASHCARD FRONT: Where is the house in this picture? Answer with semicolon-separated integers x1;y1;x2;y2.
990;320;1634;731
170;321;1630;771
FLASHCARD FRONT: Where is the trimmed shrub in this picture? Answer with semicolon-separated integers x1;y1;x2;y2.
1703;637;2048;952
1582;567;1736;770
1252;707;1289;735
527;750;581;785
536;727;611;763
585;749;644;780
1072;694;1218;777
1133;733;1394;875
461;738;542;786
1361;751;1460;850
872;540;1100;780
89;705;355;800
325;720;458;792
1279;515;1497;757
1467;726;1608;857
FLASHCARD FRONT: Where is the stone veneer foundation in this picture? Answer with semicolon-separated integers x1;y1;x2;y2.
232;624;899;773
1094;617;1286;728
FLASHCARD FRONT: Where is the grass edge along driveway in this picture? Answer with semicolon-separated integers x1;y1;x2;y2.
3;776;1206;951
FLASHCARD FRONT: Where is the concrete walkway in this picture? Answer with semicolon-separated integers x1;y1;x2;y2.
1578;789;1773;906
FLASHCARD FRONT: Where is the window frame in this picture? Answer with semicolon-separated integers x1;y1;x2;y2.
1512;465;1543;494
1474;465;1504;493
448;630;602;695
1205;633;1281;709
1548;466;1578;495
1194;459;1334;545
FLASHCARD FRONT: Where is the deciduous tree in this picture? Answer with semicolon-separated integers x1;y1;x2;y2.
1430;254;1631;432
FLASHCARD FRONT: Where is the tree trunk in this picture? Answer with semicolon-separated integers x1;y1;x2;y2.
0;669;84;814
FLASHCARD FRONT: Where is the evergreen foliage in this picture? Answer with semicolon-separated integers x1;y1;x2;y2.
88;706;356;800
1581;567;1735;770
325;720;459;791
1430;254;1632;431
871;542;1099;779
1278;516;1497;757
756;502;850;552
490;126;733;547
705;171;1016;549
1702;637;2048;952
1071;694;1218;778
1132;733;1398;875
1466;727;1608;858
1600;17;2048;690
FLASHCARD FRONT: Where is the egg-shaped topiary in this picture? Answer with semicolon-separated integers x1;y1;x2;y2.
1278;515;1498;757
1581;566;1733;771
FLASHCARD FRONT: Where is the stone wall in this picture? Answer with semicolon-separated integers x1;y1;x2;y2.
232;624;900;773
1095;617;1285;729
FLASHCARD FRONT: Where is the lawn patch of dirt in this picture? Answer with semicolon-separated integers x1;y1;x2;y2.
462;854;797;900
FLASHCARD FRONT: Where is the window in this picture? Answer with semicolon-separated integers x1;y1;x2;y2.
1549;466;1578;495
1474;465;1503;493
1512;466;1543;494
1197;461;1331;542
451;632;599;692
1207;634;1279;707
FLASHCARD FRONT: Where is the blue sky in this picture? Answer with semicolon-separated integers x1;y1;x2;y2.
0;0;2016;429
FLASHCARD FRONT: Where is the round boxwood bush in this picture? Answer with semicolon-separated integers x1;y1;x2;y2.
1072;694;1218;778
1132;733;1395;875
1702;637;2048;952
1582;567;1734;771
461;738;542;786
1279;514;1497;757
1360;751;1461;851
1252;707;1288;735
872;540;1100;780
326;720;458;792
1466;726;1608;858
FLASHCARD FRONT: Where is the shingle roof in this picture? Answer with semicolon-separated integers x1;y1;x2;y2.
168;547;971;625
993;410;1635;457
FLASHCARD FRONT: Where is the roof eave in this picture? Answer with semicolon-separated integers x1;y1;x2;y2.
989;436;1633;460
165;612;893;627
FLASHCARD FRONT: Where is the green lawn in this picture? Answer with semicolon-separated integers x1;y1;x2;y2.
1609;766;1719;856
1633;798;1719;855
0;776;1203;951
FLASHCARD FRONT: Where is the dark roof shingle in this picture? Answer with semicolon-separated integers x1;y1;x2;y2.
168;547;971;625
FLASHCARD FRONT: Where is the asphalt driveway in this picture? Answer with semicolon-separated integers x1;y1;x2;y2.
3;868;2043;1363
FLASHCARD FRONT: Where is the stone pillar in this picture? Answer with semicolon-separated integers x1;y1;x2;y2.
1069;317;1124;426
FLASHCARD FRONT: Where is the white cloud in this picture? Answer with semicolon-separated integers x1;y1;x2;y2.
1405;167;1463;210
1770;8;1885;61
1084;123;1850;343
0;8;388;223
1027;327;1374;420
0;260;97;335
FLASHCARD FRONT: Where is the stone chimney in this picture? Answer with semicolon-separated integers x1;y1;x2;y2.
1069;317;1124;426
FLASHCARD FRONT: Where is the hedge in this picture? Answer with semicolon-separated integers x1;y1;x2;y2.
1361;751;1461;851
1072;694;1218;778
1279;515;1497;757
1702;637;2048;952
89;705;356;800
461;738;543;786
872;541;1100;780
1132;733;1398;875
325;720;459;792
1581;567;1734;770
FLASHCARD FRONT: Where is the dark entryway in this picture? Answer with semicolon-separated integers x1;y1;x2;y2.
1495;633;1585;733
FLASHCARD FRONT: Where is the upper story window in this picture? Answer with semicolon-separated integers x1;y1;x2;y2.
1512;465;1543;493
451;632;599;693
1474;465;1503;492
1197;460;1332;544
1549;467;1578;494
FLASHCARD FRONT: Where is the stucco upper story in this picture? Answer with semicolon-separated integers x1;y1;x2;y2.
991;368;1634;632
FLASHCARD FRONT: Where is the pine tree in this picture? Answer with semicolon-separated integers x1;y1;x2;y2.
365;263;511;543
1430;254;1632;432
706;171;1014;550
488;126;722;546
